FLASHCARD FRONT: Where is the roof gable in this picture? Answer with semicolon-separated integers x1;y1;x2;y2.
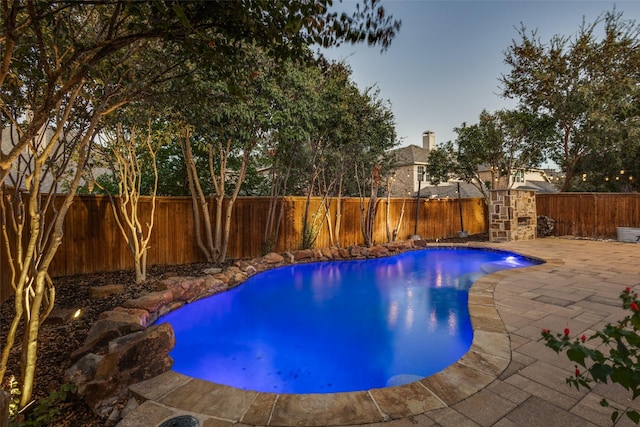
390;144;430;166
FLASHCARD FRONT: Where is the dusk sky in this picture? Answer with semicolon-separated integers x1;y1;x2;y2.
323;1;640;151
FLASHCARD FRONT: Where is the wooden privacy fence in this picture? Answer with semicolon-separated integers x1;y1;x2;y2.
536;193;640;239
4;192;640;302
0;194;487;302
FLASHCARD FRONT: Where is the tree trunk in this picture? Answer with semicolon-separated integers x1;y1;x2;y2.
334;176;343;248
214;195;224;263
181;129;215;262
106;124;158;284
392;198;406;241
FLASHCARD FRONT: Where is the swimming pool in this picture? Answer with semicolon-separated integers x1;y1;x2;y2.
160;247;540;394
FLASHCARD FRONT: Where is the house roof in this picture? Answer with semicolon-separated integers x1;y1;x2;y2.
516;180;559;193
390;144;430;166
417;182;485;199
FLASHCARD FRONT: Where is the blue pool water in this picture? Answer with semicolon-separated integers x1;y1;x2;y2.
159;247;540;394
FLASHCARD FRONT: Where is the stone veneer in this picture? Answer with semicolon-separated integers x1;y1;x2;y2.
489;189;537;242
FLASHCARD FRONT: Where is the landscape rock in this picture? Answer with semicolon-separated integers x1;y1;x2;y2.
71;311;146;361
89;284;125;299
82;323;175;411
338;247;350;258
112;307;151;328
368;245;390;257
64;353;104;395
350;246;367;258
200;277;227;298
293;249;314;260
263;252;284;264
227;271;248;287
121;290;173;313
120;397;139;421
242;265;257;276
157;277;206;301
320;247;334;259
44;308;79;326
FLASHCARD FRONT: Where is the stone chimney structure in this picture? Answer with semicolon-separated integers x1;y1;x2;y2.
422;131;435;151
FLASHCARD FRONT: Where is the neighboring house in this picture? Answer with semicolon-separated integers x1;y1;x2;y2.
417;181;485;199
1;122;110;194
1;123;59;192
388;130;559;199
476;166;559;193
388;130;482;199
388;131;435;197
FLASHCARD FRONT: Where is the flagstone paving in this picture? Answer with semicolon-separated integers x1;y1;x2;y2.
118;238;640;426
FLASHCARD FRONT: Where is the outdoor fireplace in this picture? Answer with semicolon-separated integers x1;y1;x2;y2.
518;217;531;226
489;189;537;242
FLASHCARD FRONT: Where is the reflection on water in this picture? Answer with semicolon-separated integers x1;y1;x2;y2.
160;248;540;393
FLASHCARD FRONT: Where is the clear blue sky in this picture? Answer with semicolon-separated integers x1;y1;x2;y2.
323;0;640;150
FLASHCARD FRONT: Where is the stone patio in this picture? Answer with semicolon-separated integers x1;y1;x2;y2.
117;238;640;427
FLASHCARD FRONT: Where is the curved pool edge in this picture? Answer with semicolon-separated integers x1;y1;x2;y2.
126;243;559;427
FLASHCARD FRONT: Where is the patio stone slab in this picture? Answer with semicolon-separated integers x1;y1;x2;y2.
469;330;510;359
570;391;627;427
424;407;481;426
503;373;581;411
457;349;509;377
468;304;501;319
470;314;506;333
159;378;258;420
504;396;597;427
369;382;445;419
359;414;438;426
486;379;531;405
115;401;176;427
129;370;192;401
452;389;518;426
270;392;383;426
200;417;236;427
467;293;494;306
533;294;575;307
240;392;277;425
420;362;494;405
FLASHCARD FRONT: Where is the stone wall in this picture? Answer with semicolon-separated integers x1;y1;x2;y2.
489;189;537;242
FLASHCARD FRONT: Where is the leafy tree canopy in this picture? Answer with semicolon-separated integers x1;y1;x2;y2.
500;8;640;191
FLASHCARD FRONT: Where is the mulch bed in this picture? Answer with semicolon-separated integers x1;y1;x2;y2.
0;263;212;426
0;234;488;426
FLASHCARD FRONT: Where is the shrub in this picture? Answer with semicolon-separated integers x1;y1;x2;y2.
7;380;76;427
541;287;640;424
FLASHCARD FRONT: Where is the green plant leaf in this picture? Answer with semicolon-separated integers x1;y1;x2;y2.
627;410;640;424
567;347;587;367
590;363;613;383
612;410;619;423
632;315;640;330
612;367;632;389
